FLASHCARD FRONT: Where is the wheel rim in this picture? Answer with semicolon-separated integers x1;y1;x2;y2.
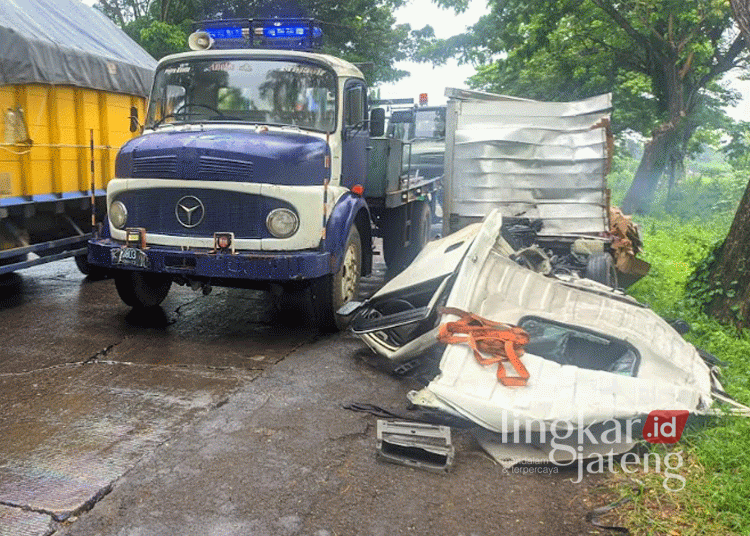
339;240;359;302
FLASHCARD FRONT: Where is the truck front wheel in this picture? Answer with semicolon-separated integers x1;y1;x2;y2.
382;201;431;273
114;270;172;308
74;253;109;280
311;225;361;331
404;201;431;263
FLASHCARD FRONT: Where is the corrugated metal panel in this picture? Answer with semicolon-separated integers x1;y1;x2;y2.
444;88;612;236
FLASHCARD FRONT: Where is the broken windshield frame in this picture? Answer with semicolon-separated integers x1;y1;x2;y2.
519;316;641;376
146;58;338;132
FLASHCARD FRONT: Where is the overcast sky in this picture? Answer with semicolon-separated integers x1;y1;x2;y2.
378;0;489;105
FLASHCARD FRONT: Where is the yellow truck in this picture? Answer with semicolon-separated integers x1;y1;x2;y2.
0;0;155;276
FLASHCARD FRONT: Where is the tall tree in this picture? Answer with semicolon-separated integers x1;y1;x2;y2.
696;0;750;329
96;0;197;58
418;0;748;213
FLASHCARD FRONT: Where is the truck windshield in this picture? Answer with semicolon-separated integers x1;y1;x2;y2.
146;58;337;132
413;107;446;139
389;106;446;142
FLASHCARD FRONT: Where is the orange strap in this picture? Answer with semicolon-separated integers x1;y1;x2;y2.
437;307;530;387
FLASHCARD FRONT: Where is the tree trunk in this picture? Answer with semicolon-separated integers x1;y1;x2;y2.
732;0;750;42
705;179;750;329
704;0;750;328
620;120;680;214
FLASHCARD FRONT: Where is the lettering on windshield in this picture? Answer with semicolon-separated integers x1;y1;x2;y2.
209;61;235;72
163;64;190;75
284;65;327;77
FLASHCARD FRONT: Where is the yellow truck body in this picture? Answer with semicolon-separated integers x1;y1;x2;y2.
0;84;145;199
0;0;156;275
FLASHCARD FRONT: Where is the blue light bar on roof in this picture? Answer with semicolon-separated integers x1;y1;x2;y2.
194;19;250;49
205;27;244;40
252;19;323;51
194;18;323;51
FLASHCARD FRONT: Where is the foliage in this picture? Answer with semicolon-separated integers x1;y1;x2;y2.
415;0;749;213
614;215;750;534
95;0;420;83
610;143;748;219
418;0;746;136
96;0;199;26
125;19;189;59
592;165;750;533
599;207;750;536
593;447;740;536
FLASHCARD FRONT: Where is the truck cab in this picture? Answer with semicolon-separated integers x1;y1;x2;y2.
389;104;446;184
88;19;382;330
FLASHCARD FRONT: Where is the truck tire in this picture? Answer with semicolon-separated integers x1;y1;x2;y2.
585;253;618;288
403;201;431;265
382;202;431;274
311;225;361;331
74;253;109;280
114;270;172;308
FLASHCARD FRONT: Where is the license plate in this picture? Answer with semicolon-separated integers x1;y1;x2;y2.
112;247;150;268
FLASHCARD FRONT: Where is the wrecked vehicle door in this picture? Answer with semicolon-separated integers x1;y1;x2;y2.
347;212;733;447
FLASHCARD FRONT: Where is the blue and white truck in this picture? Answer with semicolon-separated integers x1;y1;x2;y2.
87;18;439;330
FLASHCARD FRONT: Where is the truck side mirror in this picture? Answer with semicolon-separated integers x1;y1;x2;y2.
369;108;385;137
129;106;139;133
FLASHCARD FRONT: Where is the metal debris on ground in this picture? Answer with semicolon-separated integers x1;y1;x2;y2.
345;209;750;466
376;420;454;473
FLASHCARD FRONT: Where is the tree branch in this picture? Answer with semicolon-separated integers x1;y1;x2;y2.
590;0;652;52
98;0;126;26
690;34;747;110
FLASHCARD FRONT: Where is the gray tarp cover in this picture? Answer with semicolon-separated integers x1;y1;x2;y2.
0;0;156;96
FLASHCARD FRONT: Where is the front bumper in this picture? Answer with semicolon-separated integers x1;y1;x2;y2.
88;238;331;282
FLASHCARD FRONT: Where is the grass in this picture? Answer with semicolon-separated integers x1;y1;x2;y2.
592;208;750;535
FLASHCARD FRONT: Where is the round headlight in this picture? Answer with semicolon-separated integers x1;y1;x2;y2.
266;208;299;239
109;200;128;229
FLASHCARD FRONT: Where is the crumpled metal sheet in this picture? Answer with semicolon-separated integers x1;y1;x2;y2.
410;211;714;431
444;89;612;235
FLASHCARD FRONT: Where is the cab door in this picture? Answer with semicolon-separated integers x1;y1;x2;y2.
340;80;368;189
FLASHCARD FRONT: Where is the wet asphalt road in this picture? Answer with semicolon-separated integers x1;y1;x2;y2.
0;251;603;536
0;259;322;535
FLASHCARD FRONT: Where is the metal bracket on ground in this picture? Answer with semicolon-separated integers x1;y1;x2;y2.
376;419;454;473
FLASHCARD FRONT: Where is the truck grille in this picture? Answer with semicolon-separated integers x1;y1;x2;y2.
199;156;253;179
131;154;254;180
115;188;290;239
132;155;177;176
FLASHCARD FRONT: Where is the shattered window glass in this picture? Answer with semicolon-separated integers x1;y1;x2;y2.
519;317;640;376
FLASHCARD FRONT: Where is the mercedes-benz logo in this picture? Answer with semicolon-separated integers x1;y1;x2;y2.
175;195;205;228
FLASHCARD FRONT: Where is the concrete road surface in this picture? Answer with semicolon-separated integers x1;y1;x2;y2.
0;258;605;536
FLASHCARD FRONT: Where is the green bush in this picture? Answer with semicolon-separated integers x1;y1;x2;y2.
623;215;750;534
